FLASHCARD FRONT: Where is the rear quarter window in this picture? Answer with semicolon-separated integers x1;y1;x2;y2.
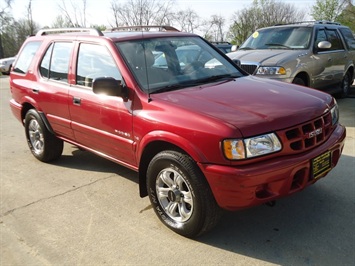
13;41;42;74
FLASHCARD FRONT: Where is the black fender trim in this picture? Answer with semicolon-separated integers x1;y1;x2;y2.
38;111;56;135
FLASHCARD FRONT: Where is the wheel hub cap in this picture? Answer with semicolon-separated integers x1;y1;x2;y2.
168;189;181;202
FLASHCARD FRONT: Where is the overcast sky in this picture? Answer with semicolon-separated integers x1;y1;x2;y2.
11;0;316;28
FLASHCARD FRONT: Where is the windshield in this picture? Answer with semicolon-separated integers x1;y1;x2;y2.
240;27;312;50
116;37;242;93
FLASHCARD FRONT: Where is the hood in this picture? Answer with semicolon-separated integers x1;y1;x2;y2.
228;49;305;66
151;76;333;137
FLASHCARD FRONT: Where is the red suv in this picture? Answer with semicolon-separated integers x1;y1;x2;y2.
9;27;346;237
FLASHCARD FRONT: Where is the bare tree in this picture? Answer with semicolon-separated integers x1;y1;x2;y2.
26;0;36;35
228;0;306;45
58;0;88;27
0;0;13;57
0;0;12;20
109;0;175;28
174;8;201;33
202;15;226;42
51;15;72;28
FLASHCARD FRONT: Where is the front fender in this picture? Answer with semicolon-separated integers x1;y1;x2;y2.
136;130;208;165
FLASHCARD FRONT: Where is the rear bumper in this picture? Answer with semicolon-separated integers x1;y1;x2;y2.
9;99;23;124
200;124;346;211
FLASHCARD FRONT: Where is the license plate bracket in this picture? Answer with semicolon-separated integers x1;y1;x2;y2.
312;151;332;179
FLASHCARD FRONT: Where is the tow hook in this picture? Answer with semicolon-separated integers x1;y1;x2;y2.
265;201;276;207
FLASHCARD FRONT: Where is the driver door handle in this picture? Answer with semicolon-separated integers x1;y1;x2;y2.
73;97;81;105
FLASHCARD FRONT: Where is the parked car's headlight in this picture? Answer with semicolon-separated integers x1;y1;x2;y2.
223;133;282;160
256;66;286;75
330;102;339;125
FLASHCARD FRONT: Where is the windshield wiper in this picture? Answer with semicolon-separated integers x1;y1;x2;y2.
239;47;254;50
151;74;239;94
195;74;240;84
151;83;192;94
265;43;290;49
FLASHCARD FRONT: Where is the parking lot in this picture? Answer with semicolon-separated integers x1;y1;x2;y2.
0;75;354;265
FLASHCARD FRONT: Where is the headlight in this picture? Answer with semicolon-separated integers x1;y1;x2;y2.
256;66;286;75
223;133;282;160
330;102;339;125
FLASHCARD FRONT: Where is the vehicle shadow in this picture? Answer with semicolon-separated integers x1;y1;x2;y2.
348;83;355;98
51;145;354;265
197;152;354;265
51;146;139;184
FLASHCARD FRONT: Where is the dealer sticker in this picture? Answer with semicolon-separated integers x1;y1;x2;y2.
312;151;332;179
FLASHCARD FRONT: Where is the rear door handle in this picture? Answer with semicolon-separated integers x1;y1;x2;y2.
73;97;81;105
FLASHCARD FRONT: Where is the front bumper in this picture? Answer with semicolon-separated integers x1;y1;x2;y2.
200;124;346;211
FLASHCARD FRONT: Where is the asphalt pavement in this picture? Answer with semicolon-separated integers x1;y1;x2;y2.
1;76;354;265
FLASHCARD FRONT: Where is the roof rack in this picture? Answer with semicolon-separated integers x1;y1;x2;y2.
36;28;104;36
211;41;231;45
108;25;180;32
275;21;341;26
315;20;341;25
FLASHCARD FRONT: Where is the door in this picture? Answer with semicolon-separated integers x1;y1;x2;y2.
312;28;346;89
37;41;74;139
69;43;136;166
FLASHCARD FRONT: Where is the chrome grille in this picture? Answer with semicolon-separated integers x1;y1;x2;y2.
241;64;257;75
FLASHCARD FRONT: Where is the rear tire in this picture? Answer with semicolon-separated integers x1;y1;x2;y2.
147;150;221;238
25;109;63;162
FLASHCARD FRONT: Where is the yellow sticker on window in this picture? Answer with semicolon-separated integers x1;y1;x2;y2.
252;31;259;38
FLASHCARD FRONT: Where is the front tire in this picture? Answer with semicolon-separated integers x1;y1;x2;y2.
25;109;63;162
340;72;351;98
292;77;306;86
147;150;221;238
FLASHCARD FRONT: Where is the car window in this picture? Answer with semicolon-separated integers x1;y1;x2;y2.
315;29;327;44
326;29;344;50
39;42;72;82
339;28;355;50
76;43;122;88
116;36;242;93
240;27;312;50
13;41;41;74
154;45;213;69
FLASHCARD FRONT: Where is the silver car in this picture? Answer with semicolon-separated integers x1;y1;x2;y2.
0;56;16;74
228;21;355;97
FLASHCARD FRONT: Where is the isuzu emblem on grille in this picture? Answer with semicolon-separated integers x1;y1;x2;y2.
306;128;323;139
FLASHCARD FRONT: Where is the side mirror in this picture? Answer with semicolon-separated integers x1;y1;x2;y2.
93;77;127;98
233;59;241;67
317;41;332;50
231;45;238;52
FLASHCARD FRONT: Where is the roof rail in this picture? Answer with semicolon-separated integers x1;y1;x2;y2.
36;28;104;36
108;25;180;32
315;20;341;25
275;20;341;26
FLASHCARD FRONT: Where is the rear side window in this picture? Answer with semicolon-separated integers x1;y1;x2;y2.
339;28;355;50
13;41;41;74
40;42;72;82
